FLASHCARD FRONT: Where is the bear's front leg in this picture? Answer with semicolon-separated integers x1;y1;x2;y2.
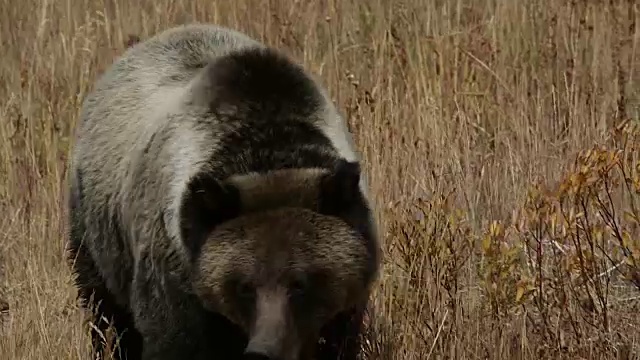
129;253;212;359
317;304;367;360
130;254;247;360
132;287;247;360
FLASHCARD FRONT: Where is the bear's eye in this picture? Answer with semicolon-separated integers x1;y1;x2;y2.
289;277;308;297
235;280;255;300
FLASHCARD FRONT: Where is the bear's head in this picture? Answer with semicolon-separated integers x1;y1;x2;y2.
179;159;379;359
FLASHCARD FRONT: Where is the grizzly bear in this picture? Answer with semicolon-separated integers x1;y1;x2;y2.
67;23;380;360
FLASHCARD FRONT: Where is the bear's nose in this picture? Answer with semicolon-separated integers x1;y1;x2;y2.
244;352;281;360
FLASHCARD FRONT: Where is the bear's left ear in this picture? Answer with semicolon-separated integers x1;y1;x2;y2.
179;173;242;257
318;159;364;217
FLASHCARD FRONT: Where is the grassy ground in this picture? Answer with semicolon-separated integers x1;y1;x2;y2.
0;0;639;359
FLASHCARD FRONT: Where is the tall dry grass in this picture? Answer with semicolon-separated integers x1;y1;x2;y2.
0;0;639;359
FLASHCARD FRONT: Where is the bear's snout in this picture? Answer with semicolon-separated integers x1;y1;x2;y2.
243;287;299;360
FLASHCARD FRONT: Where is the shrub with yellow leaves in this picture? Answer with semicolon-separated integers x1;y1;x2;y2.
377;121;639;359
482;120;640;357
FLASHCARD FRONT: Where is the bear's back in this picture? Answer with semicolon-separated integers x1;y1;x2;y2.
69;23;371;274
68;25;265;274
70;26;261;225
73;24;263;171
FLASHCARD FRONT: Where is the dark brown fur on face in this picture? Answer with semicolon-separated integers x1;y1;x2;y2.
182;163;377;360
192;207;371;360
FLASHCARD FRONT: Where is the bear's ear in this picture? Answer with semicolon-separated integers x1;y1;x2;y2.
179;173;242;257
318;159;363;217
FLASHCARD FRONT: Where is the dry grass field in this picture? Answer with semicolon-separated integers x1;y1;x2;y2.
1;0;639;359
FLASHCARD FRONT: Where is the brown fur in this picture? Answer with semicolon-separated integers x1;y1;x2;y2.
193;207;372;358
183;165;377;360
227;168;327;212
67;23;379;360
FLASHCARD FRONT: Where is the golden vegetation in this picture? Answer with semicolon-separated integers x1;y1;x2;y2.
0;0;638;359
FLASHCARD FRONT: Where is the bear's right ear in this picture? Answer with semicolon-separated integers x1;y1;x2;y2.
179;173;242;257
318;159;362;215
